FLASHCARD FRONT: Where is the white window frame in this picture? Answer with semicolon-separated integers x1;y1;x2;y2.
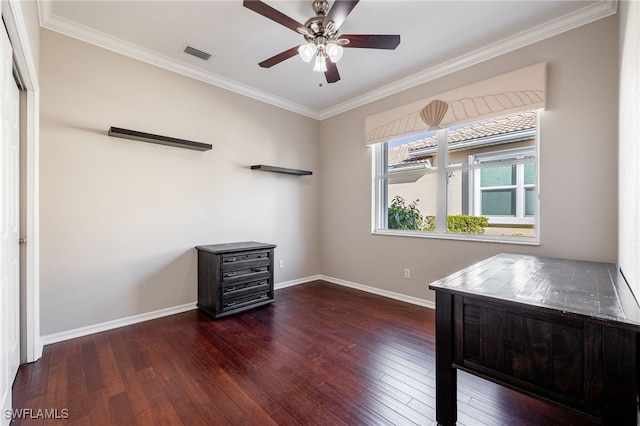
469;147;536;226
373;111;540;245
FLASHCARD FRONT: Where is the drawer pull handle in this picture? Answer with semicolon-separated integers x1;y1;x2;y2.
253;267;268;272
224;286;236;293
225;301;238;308
224;257;237;263
257;253;267;258
224;272;237;278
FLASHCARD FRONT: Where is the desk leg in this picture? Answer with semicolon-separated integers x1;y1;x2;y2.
602;327;637;425
435;291;457;426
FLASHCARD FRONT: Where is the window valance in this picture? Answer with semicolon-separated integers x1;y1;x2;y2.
364;62;547;145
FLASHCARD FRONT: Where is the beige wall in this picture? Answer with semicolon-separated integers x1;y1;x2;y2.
319;16;619;303
618;1;640;298
39;12;623;335
39;30;321;335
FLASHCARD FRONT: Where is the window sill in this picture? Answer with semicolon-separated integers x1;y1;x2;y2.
372;229;540;246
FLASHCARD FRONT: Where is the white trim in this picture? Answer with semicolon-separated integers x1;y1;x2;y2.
470;147;537;225
374;142;389;231
40;275;434;347
372;228;540;246
320;0;617;120
4;1;38;91
37;2;319;120
436;130;448;233
40;302;198;346
3;0;42;362
319;275;436;310
39;275;320;346
38;0;617;121
278;275;439;310
274;275;322;290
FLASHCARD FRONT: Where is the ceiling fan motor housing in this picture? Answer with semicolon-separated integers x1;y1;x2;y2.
303;16;327;39
312;1;329;16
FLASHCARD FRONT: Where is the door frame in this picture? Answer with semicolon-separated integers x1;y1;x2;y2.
2;0;41;362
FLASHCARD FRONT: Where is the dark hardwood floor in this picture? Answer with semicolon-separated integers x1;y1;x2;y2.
12;280;599;425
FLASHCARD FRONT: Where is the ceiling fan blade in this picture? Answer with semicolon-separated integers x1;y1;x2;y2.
323;0;359;30
259;46;300;68
341;34;401;50
243;0;305;33
325;61;340;83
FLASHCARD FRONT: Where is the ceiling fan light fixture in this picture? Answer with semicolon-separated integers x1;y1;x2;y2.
313;55;327;72
244;0;401;83
298;43;317;62
326;43;343;63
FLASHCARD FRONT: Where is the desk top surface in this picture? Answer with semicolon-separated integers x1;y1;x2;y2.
429;253;640;329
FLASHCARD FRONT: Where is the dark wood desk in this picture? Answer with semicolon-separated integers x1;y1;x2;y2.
429;254;640;425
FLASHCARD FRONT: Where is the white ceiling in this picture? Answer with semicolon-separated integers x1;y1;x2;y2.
39;1;616;119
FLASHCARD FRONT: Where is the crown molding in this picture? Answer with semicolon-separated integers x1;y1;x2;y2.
37;0;321;119
38;0;617;122
318;0;618;120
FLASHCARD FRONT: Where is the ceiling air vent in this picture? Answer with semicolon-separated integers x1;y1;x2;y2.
183;45;212;61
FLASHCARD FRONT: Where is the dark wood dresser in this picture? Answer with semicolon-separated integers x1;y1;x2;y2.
429;253;640;425
195;242;276;319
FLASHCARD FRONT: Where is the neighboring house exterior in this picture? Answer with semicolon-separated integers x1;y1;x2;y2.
386;111;537;236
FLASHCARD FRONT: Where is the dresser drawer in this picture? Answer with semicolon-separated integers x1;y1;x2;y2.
222;291;271;312
221;279;270;299
222;255;269;274
222;250;269;265
221;269;270;284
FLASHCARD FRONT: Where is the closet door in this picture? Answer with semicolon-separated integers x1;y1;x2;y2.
0;22;20;426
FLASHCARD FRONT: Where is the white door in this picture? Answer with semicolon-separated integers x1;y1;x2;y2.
0;23;20;426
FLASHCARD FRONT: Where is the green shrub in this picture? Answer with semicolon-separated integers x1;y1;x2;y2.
388;196;423;230
388;196;488;234
422;215;436;232
422;215;488;234
447;215;488;234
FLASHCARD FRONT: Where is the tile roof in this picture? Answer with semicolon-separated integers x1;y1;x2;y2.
389;111;536;167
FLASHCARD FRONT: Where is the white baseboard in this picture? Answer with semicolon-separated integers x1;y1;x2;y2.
39;275;320;347
39;302;197;346
319;275;436;310
274;274;322;290
39;274;433;347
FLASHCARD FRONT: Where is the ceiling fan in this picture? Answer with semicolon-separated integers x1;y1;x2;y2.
243;0;401;84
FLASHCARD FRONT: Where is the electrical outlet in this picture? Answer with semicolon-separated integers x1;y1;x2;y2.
404;268;411;279
279;260;284;269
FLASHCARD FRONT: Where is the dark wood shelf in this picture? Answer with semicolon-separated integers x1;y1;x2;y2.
108;127;212;151
250;165;312;176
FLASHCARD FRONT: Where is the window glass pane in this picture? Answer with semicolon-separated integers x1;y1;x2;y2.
482;189;515;215
385;133;438;233
525;188;535;216
386;193;434;232
447;175;489;235
524;162;535;185
480;165;516;187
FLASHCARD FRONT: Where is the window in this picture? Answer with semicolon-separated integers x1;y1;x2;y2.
374;111;539;242
470;148;536;225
